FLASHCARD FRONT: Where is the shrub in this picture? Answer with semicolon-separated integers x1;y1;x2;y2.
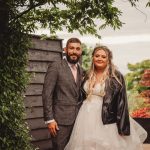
0;27;33;149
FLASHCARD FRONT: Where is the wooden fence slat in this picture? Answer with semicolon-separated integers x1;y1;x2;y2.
24;95;43;107
25;107;43;119
25;36;64;149
31;38;62;52
27;61;49;73
32;139;52;150
29;72;45;84
31;128;51;141
25;84;43;96
26;118;46;130
28;49;61;61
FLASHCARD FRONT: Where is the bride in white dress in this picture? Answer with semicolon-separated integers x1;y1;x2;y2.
65;46;147;150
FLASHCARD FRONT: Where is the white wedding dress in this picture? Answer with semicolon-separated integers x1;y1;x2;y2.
65;81;147;150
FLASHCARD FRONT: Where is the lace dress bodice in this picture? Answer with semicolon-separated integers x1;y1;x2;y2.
84;80;105;98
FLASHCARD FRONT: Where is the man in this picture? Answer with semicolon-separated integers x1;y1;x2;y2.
42;38;83;150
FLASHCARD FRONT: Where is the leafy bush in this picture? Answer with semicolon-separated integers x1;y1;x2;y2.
82;44;92;71
125;60;150;118
0;27;33;149
125;59;150;92
127;92;150;118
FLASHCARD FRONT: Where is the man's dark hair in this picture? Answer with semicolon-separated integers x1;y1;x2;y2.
66;38;81;48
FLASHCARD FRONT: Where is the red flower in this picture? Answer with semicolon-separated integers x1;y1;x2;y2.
131;107;150;118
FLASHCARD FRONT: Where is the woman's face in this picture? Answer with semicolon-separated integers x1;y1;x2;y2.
93;49;108;70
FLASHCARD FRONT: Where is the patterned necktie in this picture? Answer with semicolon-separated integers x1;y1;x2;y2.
71;64;77;82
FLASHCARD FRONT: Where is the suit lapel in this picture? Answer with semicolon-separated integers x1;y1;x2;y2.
63;59;78;95
77;64;83;87
79;64;83;84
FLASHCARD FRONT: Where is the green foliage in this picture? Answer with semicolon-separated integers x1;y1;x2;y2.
10;0;124;38
0;2;33;148
82;44;93;71
125;59;150;118
0;33;33;149
127;92;149;113
125;59;150;92
127;91;150;118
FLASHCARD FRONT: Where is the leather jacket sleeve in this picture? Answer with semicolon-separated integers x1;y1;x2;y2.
116;73;130;136
80;74;88;101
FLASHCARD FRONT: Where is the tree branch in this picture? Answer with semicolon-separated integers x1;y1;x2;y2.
11;2;47;22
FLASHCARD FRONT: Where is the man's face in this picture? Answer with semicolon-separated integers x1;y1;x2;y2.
65;42;82;64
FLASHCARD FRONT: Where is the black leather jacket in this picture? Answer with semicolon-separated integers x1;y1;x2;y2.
81;71;130;136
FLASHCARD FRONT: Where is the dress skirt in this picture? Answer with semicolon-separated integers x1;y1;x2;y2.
65;94;147;150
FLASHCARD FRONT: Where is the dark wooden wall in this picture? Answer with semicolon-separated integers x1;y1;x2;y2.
24;35;63;150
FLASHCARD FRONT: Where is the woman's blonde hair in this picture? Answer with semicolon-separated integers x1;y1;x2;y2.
87;45;122;97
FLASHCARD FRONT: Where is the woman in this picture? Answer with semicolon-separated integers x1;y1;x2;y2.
65;46;147;150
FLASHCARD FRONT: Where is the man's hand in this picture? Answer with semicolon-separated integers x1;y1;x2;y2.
48;121;59;137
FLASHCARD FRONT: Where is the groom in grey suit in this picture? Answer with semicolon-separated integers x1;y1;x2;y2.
42;38;83;150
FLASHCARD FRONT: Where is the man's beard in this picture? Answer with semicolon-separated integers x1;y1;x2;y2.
66;54;80;64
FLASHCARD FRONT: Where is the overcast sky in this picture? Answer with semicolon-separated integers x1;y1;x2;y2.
35;0;150;74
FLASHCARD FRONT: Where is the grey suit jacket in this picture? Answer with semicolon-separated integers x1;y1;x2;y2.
42;59;83;125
